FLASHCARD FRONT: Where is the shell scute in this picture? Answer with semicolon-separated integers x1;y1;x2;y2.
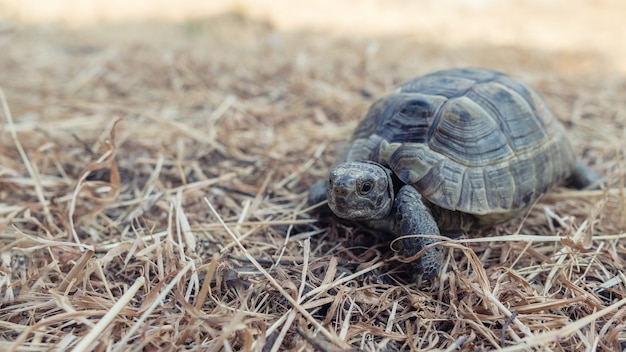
430;96;512;165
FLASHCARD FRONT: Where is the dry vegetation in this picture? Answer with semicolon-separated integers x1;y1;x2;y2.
1;6;626;352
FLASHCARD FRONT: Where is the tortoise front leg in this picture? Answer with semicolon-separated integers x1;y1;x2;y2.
308;179;335;217
308;179;328;205
394;185;444;284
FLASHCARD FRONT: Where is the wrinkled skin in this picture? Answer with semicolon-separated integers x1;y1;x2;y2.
310;160;450;283
326;161;394;221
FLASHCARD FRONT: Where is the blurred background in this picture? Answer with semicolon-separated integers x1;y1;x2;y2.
1;0;625;73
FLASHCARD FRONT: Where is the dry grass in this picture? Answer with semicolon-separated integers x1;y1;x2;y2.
1;8;626;352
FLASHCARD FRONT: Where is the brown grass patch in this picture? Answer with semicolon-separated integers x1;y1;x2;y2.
1;9;626;352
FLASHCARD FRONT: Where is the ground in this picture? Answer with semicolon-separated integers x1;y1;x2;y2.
0;1;626;351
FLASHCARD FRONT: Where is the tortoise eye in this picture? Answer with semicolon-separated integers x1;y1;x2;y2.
359;181;373;195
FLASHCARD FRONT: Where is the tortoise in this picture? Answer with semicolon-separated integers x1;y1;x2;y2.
309;67;599;284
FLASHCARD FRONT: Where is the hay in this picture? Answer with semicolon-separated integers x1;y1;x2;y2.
1;9;625;352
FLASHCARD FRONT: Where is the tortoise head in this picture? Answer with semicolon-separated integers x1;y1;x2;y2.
327;161;395;220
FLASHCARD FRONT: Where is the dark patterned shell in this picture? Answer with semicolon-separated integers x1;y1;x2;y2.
344;68;576;223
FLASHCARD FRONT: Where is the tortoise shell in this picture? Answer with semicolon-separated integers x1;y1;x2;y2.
343;68;576;224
